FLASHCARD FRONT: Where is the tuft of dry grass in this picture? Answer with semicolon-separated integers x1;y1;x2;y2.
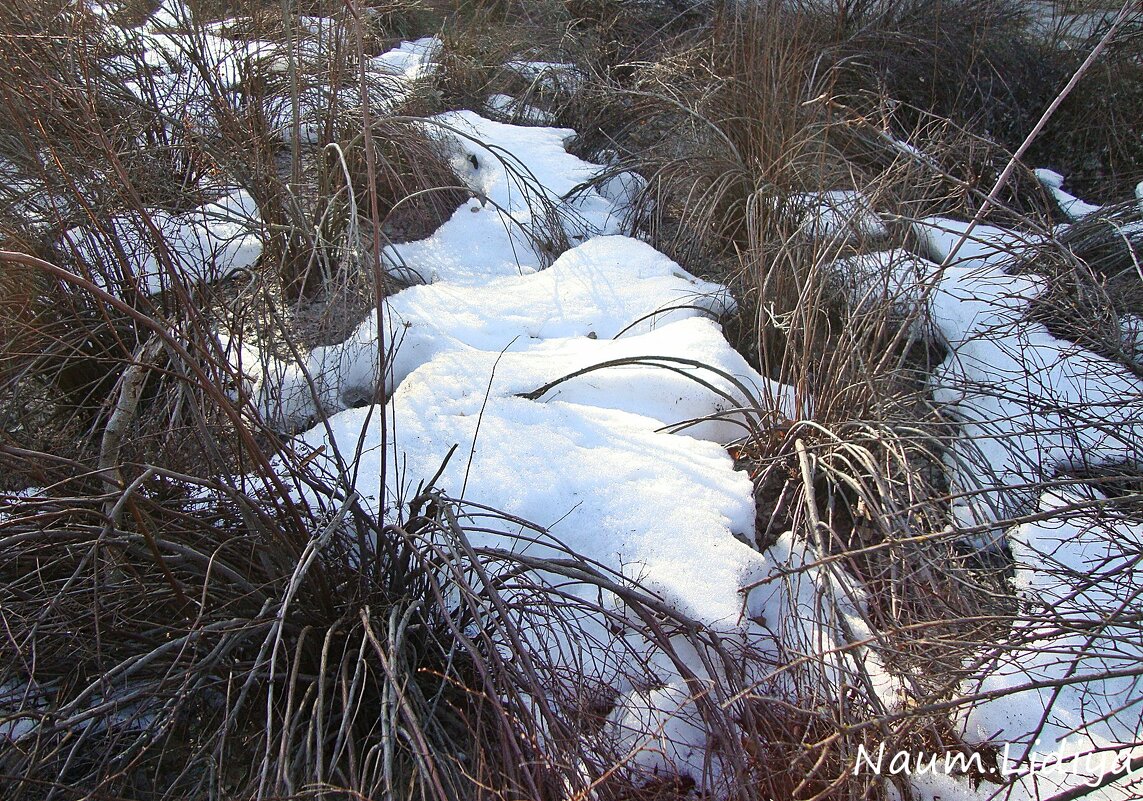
1024;201;1143;375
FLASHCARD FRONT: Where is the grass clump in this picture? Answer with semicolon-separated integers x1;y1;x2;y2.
0;466;682;799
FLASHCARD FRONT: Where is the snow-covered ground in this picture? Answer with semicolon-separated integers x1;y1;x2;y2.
5;2;1143;799
912;217;1143;543
256;105;854;788
249;98;1143;798
63;189;262;294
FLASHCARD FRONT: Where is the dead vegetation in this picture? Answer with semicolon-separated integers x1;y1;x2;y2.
2;1;1143;800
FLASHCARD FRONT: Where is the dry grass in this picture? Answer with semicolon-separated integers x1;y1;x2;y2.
3;1;1143;799
564;1;1143;797
1020;202;1143;379
3;461;761;799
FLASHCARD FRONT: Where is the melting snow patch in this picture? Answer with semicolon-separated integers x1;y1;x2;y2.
384;110;622;284
503;59;585;93
914;215;1044;270
951;488;1143;800
62;189;262;295
829;248;940;336
914;217;1143;536
368;36;441;82
260;236;741;429
260;37;440;141
484;92;556;125
1035;168;1103;221
792;189;887;243
286;356;770;782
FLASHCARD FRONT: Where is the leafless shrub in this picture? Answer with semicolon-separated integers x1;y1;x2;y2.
1027;9;1143;201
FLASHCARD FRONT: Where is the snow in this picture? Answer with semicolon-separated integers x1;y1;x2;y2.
594;167;647;223
261;85;361;145
791;189;888;243
816;198;1143;800
250;106;886;790
503;59;585;92
829;248;940;335
102;5;441;147
0;681;38;741
262;37;442;143
128;29;270;91
300;364;762;621
382;111;627;285
260;236;744;429
1036;168;1103;221
745;529;903;711
287;341;881;783
240;82;1143;801
947;488;1143;801
144;0;187;31
368;36;441;81
0;159;58;228
485;92;557;125
914;215;1045;272
288;330;774;784
913;216;1143;536
973;493;1143;744
105;17;277;134
61;189;262;295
